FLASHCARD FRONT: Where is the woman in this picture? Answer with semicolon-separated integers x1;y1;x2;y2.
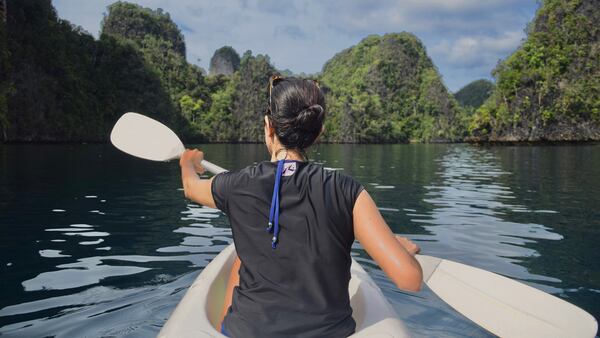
179;76;422;337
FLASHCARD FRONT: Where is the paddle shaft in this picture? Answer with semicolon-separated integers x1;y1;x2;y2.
199;160;228;175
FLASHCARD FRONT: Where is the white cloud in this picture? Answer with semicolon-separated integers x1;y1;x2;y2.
432;30;524;68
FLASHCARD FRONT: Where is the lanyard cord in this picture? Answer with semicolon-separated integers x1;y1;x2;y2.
266;146;306;249
266;159;285;248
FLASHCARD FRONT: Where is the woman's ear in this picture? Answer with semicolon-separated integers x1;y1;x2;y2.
264;115;275;137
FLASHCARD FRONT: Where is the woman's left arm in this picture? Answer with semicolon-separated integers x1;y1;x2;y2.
180;149;217;208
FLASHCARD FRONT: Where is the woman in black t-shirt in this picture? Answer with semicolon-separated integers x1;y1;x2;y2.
179;76;423;337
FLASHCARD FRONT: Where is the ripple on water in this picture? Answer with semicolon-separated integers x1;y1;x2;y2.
20;252;216;292
79;239;104;245
39;250;71;258
64;231;110;237
412;147;563;287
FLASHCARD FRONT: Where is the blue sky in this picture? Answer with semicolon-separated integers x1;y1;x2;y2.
54;0;539;92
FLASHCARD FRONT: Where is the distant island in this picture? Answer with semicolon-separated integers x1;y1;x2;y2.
1;0;598;143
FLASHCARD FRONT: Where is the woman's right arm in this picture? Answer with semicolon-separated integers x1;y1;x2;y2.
180;149;217;208
353;190;423;292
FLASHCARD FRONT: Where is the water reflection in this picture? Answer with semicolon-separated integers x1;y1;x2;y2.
412;146;563;287
1;201;231;336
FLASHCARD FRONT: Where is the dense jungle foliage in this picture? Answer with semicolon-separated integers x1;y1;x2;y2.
2;0;598;143
0;12;8;140
3;0;185;141
470;0;600;141
319;33;465;143
454;79;495;109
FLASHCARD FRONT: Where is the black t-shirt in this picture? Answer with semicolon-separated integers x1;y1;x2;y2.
212;161;364;338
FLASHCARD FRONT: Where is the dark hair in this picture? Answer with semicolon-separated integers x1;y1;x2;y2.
267;77;326;150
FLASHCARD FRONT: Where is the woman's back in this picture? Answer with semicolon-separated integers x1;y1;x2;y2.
179;76;422;337
213;161;363;338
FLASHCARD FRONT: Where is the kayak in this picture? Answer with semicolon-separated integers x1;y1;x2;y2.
158;244;411;337
115;113;597;338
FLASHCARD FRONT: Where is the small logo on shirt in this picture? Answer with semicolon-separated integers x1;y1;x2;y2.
282;162;297;176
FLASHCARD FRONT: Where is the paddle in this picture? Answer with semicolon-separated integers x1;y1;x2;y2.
110;112;227;174
110;112;598;338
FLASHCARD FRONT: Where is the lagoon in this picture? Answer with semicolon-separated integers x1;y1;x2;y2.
0;143;598;337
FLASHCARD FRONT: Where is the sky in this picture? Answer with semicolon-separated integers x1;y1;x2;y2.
53;0;539;92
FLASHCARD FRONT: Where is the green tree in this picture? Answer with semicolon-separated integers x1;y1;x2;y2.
179;95;204;123
470;0;600;141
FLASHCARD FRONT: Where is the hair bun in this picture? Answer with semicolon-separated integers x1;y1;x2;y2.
296;104;325;128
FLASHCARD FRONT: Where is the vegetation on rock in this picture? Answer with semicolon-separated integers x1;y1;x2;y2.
3;0;598;143
319;33;465;143
454;79;495;109
3;0;186;141
0;13;9;140
101;1;186;56
469;0;600;141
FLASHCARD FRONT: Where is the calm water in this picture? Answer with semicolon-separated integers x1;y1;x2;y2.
0;143;598;337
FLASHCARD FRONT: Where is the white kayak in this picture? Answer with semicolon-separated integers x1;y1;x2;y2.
158;244;411;337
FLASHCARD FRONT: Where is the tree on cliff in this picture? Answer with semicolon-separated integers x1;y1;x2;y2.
101;1;213;140
101;1;186;56
470;0;600;141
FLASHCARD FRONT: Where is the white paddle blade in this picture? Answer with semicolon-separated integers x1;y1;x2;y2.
110;112;185;162
416;255;598;338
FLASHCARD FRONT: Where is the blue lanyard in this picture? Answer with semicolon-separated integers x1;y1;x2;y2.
266;159;288;249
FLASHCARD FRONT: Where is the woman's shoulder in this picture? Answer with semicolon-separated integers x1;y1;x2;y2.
303;163;363;189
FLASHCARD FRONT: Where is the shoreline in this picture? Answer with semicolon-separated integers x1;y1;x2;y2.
2;140;599;146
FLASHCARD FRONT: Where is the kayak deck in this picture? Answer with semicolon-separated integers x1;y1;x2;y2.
158;244;410;337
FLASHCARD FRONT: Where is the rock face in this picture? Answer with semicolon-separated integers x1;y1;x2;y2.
319;33;463;143
470;0;600;141
209;46;241;76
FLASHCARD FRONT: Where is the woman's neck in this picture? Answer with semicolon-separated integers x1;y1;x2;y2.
270;148;306;162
